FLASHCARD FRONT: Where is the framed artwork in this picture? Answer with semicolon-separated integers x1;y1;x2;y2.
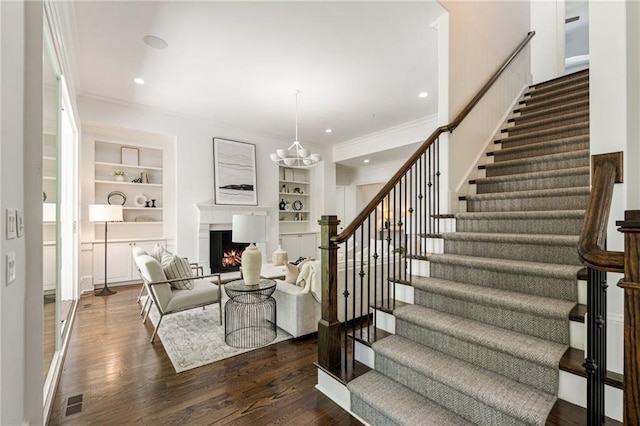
213;138;258;205
121;147;139;166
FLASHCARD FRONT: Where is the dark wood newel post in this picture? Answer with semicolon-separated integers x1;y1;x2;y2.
616;210;640;425
318;215;341;370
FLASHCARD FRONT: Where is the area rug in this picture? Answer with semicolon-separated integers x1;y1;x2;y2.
144;297;292;373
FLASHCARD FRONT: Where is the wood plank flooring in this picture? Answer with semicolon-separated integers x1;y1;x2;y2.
48;285;360;425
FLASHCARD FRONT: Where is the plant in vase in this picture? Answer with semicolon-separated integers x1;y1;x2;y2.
112;170;127;181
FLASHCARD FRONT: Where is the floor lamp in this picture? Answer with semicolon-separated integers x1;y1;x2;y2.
89;204;123;296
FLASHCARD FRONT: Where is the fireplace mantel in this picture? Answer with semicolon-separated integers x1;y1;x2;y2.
196;203;272;270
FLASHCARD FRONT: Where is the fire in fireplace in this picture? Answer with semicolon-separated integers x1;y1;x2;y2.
210;230;248;273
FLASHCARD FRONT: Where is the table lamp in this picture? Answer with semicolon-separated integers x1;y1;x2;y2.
232;214;266;285
89;204;123;296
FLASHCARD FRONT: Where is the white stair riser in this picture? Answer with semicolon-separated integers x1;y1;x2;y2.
409;259;430;277
373;309;584;351
355;341;375;368
393;283;414;304
375;310;395;334
558;371;623;422
316;369;372;426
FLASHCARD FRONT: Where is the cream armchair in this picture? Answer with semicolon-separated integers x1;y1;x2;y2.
133;253;222;343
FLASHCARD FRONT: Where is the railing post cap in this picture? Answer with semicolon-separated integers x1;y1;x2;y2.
318;215;340;226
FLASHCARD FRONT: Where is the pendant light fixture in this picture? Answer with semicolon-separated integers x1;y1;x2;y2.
270;90;320;168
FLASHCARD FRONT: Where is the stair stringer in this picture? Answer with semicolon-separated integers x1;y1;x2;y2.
453;84;528;210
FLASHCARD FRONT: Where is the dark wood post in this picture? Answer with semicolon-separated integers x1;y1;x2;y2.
616;210;640;425
318;215;341;370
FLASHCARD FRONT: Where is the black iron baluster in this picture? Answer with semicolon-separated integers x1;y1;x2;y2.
436;137;441;234
584;267;607;426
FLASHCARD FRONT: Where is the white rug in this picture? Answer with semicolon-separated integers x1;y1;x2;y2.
144;297;292;373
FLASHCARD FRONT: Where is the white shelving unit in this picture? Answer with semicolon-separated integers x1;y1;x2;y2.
93;140;165;235
278;166;318;259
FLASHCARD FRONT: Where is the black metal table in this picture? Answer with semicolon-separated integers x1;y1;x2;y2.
224;278;277;348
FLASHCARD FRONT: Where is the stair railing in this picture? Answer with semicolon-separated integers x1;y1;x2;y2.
317;31;536;378
578;151;639;425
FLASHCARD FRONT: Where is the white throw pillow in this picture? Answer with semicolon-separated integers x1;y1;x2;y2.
162;254;194;290
150;244;166;263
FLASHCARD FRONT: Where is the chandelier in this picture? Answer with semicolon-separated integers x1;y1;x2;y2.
270;90;320;168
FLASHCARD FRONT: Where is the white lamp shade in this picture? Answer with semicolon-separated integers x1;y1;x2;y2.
89;204;123;222
232;214;266;243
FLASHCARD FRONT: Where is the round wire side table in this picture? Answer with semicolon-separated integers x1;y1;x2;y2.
224;278;277;348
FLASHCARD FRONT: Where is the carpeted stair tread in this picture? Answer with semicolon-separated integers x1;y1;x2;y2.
413;277;575;320
428;253;582;280
511;99;588;123
442;231;579;246
428;253;580;301
496;121;588;145
441;232;581;265
493;136;589;162
485;149;589;177
395;304;568;370
503;110;588;136
348;370;474;426
455;210;586;235
523;80;589;104
456;210;586;221
530;69;588;90
373;335;557;426
517;90;589;113
474;167;589;194
413;277;574;343
466;185;589;201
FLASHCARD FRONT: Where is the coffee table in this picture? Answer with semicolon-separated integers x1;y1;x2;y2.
224;278;277;348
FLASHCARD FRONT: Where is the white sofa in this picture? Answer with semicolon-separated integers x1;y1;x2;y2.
273;258;400;338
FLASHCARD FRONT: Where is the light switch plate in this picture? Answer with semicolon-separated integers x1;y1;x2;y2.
6;252;16;285
16;210;23;237
5;208;17;240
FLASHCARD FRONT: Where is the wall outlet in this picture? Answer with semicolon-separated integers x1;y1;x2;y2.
6;252;16;285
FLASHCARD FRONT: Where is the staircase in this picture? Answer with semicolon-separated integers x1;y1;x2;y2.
348;70;594;425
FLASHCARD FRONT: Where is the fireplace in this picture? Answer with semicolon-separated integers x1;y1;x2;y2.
209;230;249;274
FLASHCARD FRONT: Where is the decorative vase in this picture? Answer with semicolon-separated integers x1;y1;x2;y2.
279;199;286;211
115;175;124;182
271;245;288;266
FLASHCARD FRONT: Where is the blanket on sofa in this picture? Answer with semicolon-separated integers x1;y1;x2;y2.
298;260;322;303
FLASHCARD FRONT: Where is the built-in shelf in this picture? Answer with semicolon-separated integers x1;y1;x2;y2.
123;207;163;211
95;160;163;171
43;156;56;162
280;179;309;185
279;192;309;197
279;220;310;223
279;210;310;213
107;221;163;225
43;176;56;181
94;180;162;187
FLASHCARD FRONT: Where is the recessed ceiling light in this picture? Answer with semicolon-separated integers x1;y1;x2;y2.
325;129;332;133
363;159;370;163
419;91;428;98
134;78;145;85
143;35;168;50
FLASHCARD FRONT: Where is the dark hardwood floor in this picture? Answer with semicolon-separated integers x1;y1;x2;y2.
49;284;621;426
48;284;361;425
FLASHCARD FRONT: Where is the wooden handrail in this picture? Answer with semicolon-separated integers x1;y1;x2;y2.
577;152;625;273
332;31;536;244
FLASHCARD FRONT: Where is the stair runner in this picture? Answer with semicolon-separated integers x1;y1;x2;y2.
348;69;590;425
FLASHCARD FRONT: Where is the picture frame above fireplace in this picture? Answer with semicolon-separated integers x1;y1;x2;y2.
213;138;258;205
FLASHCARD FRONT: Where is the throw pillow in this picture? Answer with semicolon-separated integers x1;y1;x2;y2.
150;244;166;263
162;254;194;290
285;259;308;284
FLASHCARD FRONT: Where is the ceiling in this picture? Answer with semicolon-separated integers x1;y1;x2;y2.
70;1;445;150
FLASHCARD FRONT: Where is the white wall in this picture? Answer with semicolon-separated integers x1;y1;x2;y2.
590;0;639;375
530;0;566;83
439;1;531;205
78;97;333;262
1;1;44;424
